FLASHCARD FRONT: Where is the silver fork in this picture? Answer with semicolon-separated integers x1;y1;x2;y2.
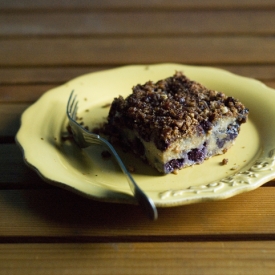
66;91;158;220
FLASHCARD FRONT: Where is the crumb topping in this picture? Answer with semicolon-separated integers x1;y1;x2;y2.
221;158;229;165
107;72;249;151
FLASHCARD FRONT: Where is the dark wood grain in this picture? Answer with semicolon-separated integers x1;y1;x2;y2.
1;0;275;274
0;188;275;241
1;37;275;66
1;242;275;275
1;11;275;36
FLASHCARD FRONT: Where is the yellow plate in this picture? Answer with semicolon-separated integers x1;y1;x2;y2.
16;64;275;207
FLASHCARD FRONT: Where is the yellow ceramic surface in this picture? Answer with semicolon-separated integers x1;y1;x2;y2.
16;64;275;207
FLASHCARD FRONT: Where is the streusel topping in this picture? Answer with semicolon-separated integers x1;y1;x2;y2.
107;72;249;151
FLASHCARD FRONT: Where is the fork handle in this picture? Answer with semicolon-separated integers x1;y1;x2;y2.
87;135;158;220
102;137;158;221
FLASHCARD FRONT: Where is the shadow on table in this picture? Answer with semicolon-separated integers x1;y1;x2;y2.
0;182;248;243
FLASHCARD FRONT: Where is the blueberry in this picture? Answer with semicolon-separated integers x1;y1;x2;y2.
155;138;169;151
164;158;185;173
217;139;226;148
216;123;239;148
187;148;205;162
227;124;239;140
200;120;212;133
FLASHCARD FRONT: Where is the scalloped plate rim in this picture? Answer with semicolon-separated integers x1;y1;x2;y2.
15;63;275;207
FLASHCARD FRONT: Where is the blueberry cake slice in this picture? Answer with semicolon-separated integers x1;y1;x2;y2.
106;72;249;174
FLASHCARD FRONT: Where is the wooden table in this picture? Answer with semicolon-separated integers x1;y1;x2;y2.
1;1;275;274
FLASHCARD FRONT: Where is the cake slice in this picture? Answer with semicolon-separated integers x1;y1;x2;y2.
106;72;249;174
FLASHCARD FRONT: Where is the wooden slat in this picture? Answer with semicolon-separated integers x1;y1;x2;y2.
0;0;274;11
0;37;275;66
1;37;275;66
0;85;56;103
0;188;275;240
0;242;275;275
0;104;38;139
0;144;48;187
1;11;275;36
0;104;28;136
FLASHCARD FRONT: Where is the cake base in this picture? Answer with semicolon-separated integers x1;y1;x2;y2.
117;117;239;174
